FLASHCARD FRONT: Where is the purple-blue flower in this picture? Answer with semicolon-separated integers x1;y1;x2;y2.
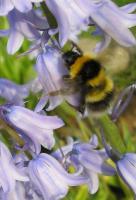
0;141;29;194
116;153;136;195
0;9;47;54
0;182;42;200
0;104;64;153
0;78;29;105
35;45;82;112
46;0;136;52
101;128;136;197
46;0;89;47
28;153;88;200
77;0;136;52
0;0;43;15
53;135;115;194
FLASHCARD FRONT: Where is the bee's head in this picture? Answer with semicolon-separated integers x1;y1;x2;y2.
62;51;81;67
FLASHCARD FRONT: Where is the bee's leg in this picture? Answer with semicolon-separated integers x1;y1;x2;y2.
77;104;86;114
111;84;136;121
70;41;83;56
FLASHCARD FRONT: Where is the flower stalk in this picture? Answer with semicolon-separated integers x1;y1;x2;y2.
0;119;24;147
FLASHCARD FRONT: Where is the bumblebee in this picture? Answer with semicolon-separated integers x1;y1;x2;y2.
62;45;114;114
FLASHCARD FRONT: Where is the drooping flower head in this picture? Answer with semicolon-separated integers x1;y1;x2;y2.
0;0;43;15
35;45;82;112
0;141;29;194
0;9;48;54
101;128;136;197
28;153;89;200
53;135;115;194
0;104;64;154
46;0;136;52
0;78;30;106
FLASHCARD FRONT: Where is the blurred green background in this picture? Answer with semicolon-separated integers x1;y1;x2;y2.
0;0;136;199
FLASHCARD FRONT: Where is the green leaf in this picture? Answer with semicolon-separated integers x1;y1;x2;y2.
98;114;126;153
75;186;88;200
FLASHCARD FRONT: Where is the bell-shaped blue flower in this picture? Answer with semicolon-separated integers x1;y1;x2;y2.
35;45;82;112
0;0;43;15
0;141;29;194
28;153;89;200
0;78;29;106
46;0;136;52
53;135;115;194
0;9;48;54
0;104;64;153
116;153;136;195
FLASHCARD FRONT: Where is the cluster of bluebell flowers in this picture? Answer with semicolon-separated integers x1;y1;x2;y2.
0;0;136;199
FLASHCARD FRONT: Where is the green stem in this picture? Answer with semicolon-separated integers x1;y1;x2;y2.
0;120;24;147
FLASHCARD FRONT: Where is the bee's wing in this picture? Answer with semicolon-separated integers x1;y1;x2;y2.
62;75;82;94
36;74;86;113
62;75;86;113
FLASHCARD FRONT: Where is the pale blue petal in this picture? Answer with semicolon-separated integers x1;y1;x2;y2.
0;0;13;15
7;30;24;54
34;95;49;113
46;0;70;46
121;3;136;13
94;33;111;53
28;153;88;200
89;134;98;148
35;46;68;110
7;106;64;129
87;171;99;194
125;153;136;163
79;151;115;175
1;105;64;150
117;155;136;194
12;0;32;12
46;95;63;111
0;142;29;193
90;8;136;46
0;78;29;105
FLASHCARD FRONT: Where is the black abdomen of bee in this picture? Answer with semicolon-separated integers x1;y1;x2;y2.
87;91;114;111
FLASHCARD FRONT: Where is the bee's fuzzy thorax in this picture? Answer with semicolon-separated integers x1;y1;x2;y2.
69;55;92;79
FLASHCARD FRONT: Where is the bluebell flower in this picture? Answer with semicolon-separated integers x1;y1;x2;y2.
0;78;30;106
0;182;26;200
116;153;136;195
0;141;29;194
29;78;42;94
28;153;89;200
0;0;43;15
35;45;82;112
0;9;47;54
101;128;136;197
78;0;136;52
46;0;89;47
0;104;64;153
53;135;115;194
46;0;136;52
0;182;42;200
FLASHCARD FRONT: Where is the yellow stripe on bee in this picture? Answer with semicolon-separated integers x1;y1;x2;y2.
70;55;92;79
87;68;105;87
86;77;114;103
